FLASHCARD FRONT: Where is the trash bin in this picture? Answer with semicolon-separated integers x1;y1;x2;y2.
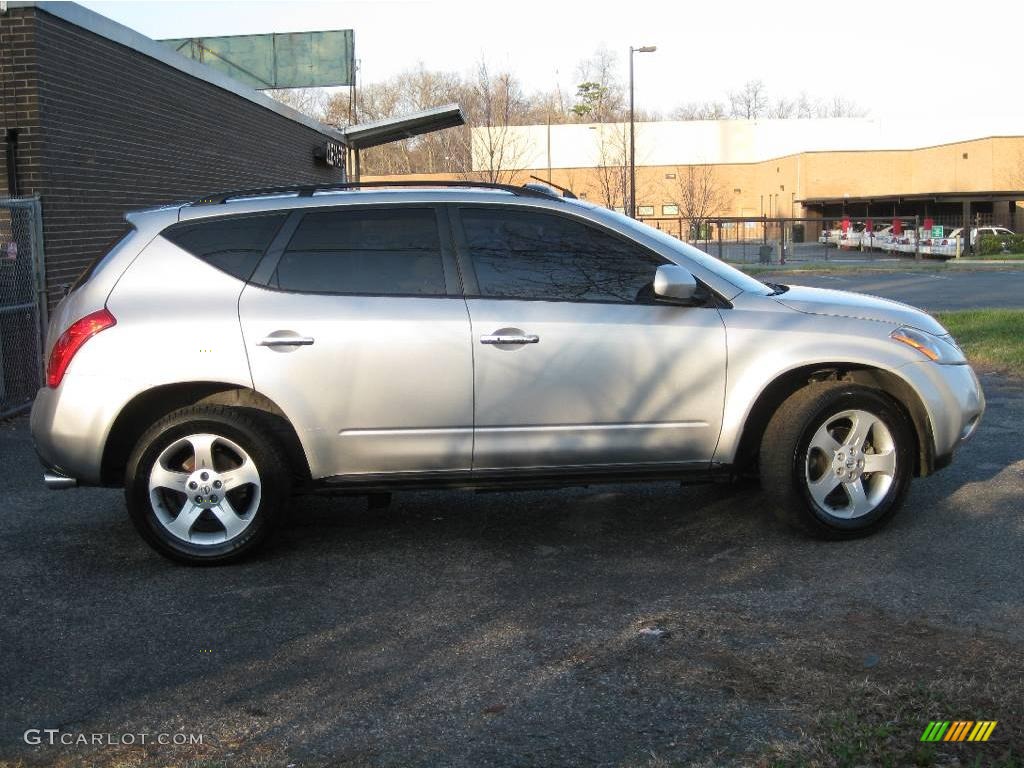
758;244;773;264
792;224;805;243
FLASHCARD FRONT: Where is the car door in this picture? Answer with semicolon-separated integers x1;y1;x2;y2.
451;204;728;472
238;205;473;479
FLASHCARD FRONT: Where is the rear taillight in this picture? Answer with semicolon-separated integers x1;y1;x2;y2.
46;308;116;388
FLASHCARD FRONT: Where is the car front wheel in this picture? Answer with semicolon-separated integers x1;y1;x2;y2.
759;382;914;538
125;405;289;564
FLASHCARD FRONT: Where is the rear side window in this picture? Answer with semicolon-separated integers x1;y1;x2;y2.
163;213;287;281
271;208;444;295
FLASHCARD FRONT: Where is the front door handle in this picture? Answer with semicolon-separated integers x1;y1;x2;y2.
258;334;315;347
480;334;539;345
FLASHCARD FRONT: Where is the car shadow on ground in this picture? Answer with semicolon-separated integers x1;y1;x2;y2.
3;373;1022;767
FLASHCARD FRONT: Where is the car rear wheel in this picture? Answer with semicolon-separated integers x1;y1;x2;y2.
125;405;289;564
759;382;914;538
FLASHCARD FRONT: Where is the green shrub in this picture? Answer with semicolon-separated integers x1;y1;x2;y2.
977;234;1006;256
977;232;1024;256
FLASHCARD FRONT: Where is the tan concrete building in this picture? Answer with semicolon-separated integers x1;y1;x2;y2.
365;117;1024;233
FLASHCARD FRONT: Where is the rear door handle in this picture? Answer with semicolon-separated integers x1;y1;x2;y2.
258;334;315;347
480;334;539;345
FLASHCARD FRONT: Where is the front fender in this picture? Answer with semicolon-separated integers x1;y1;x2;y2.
714;305;935;466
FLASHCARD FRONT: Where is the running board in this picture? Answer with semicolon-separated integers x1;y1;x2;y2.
308;462;731;495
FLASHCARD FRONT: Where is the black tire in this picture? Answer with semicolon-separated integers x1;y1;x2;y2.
125;405;290;565
759;382;914;538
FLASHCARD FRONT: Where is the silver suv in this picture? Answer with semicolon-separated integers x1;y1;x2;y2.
31;182;985;564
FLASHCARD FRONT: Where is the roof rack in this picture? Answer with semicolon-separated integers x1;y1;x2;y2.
191;180;571;206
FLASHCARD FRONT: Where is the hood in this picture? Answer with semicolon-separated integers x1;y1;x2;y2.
773;285;947;335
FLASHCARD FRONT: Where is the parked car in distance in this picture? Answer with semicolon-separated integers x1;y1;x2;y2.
858;223;889;251
818;227;841;245
923;226;1015;258
945;226;1015;247
818;223;864;248
868;225;902;253
31;181;986;564
893;229;919;255
839;222;866;249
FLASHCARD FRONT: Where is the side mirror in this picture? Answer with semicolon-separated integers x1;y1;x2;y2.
653;264;699;303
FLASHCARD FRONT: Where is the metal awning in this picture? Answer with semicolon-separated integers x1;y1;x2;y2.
799;190;1024;206
341;104;466;150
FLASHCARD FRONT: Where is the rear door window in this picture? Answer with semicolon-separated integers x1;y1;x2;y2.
271;208;445;296
164;213;288;281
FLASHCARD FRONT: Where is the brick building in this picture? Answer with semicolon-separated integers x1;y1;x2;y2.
0;1;349;307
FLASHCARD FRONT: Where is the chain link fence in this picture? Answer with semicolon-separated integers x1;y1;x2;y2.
638;215;937;264
0;197;47;418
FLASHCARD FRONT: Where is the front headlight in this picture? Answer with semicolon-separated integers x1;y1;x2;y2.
890;326;966;364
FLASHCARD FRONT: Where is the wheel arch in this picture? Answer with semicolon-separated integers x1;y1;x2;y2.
101;382;311;486
731;363;935;478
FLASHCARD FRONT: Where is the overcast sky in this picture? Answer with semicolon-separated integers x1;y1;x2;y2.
80;0;1022;123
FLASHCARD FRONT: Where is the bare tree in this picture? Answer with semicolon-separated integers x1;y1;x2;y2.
794;91;817;119
767;96;795;119
299;62;877;180
671;165;730;239
671;101;728;121
267;87;328;120
523;86;570;125
466;60;534;183
592;123;629;209
823;95;868;118
729;79;768;119
673;85;867;121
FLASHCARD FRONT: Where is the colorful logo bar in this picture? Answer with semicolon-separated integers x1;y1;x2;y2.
920;721;997;742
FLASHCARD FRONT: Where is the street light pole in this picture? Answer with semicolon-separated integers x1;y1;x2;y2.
628;44;656;218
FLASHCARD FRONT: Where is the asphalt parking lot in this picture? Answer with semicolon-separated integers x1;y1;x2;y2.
759;268;1024;311
4;268;1024;767
2;366;1023;767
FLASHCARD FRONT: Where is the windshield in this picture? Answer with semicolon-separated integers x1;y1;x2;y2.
586;204;773;295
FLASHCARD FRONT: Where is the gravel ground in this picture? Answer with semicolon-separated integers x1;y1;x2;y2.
1;372;1022;768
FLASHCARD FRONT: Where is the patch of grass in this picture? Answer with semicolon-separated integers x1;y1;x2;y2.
749;617;1024;768
958;253;1024;261
936;309;1024;377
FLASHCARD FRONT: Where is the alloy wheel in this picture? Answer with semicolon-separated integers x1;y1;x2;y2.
803;409;897;519
148;433;262;545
